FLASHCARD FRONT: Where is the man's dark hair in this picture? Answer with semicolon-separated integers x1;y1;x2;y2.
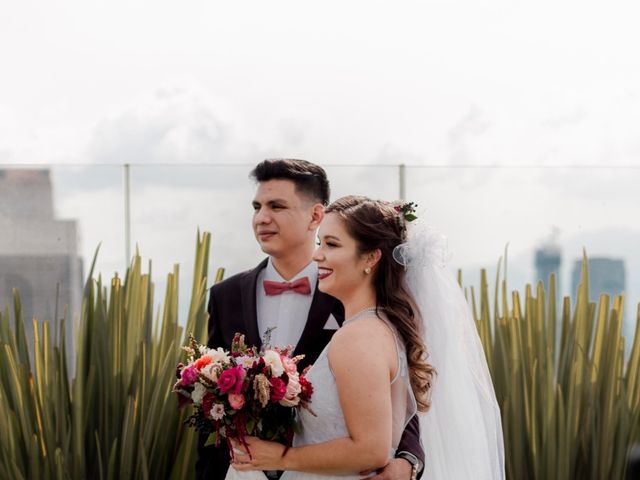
250;158;330;206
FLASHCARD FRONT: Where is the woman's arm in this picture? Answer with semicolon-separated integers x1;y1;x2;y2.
232;318;397;474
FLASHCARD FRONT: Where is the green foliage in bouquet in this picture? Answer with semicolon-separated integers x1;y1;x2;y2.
465;251;640;480
0;231;213;480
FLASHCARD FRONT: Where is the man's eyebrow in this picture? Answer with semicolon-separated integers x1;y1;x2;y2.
252;199;289;207
262;199;289;205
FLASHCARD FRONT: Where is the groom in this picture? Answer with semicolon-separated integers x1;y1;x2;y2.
196;159;424;480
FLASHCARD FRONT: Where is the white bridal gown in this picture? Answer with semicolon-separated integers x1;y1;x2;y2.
226;311;416;480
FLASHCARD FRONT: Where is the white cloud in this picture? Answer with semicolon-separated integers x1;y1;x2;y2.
2;0;640;327
87;81;243;164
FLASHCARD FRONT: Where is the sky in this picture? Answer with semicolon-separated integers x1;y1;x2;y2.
1;0;639;338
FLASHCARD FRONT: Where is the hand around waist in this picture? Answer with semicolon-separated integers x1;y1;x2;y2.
359;457;413;480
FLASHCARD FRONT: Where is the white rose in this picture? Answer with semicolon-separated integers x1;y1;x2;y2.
201;363;219;383
191;383;207;406
263;350;284;377
210;403;226;421
209;347;230;365
236;355;256;369
279;396;301;407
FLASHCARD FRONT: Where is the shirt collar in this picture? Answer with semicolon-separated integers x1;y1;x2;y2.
265;258;318;286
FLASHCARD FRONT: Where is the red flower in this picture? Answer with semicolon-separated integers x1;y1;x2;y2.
269;377;287;402
194;355;213;370
299;375;313;400
217;366;246;394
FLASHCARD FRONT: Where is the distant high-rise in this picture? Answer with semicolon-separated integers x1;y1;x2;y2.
571;257;626;302
535;246;561;294
534;227;562;297
0;168;82;369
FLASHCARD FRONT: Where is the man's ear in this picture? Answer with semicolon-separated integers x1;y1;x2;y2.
309;203;325;230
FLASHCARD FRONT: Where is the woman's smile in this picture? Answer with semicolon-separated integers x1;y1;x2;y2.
318;267;333;280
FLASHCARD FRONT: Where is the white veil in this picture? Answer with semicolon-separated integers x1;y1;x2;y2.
394;224;505;480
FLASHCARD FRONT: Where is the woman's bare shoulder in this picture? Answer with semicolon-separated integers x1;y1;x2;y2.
329;315;395;358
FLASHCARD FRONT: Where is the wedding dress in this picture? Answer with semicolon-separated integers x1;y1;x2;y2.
281;310;416;480
225;310;415;480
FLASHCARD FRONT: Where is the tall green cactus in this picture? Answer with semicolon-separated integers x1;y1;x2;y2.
1;237;639;479
0;231;211;480
467;253;640;479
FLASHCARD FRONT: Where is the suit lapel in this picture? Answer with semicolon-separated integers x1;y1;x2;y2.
293;284;337;357
240;258;268;349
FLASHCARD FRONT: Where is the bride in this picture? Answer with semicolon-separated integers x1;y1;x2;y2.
228;195;505;480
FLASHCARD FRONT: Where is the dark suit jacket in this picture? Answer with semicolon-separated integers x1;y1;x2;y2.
196;258;424;480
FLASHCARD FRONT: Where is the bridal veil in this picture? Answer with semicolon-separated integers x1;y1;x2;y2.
394;224;505;480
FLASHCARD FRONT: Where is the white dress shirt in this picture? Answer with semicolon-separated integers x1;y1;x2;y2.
256;258;318;348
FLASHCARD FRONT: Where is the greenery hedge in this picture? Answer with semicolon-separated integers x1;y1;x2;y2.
1;235;638;479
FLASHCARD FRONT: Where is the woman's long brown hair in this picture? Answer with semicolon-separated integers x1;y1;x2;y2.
325;195;433;412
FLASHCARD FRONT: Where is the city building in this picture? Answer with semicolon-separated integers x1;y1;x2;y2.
534;228;562;298
0;168;81;367
571;257;626;303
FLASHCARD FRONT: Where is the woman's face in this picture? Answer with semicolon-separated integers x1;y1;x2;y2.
313;212;373;300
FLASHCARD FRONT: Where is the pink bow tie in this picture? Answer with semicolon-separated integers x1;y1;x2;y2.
263;277;312;296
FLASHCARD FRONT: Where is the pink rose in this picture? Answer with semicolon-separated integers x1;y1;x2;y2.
228;393;245;410
180;365;199;386
280;373;302;406
269;377;287;402
217;365;246;394
281;356;298;375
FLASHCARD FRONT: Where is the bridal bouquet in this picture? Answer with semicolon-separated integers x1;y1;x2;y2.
173;332;314;455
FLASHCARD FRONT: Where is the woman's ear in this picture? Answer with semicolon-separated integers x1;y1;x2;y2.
367;249;382;269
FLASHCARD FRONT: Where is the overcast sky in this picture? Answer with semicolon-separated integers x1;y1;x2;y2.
1;0;639;337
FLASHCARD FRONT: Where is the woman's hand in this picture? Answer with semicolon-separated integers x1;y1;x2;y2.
230;437;288;472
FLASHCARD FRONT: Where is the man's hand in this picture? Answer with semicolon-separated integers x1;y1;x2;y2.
360;457;412;480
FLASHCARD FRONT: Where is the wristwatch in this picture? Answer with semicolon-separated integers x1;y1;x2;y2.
396;451;423;480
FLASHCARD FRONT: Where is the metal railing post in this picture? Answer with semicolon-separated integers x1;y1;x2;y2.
124;163;131;266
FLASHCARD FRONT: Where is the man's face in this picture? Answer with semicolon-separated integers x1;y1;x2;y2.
252;179;318;258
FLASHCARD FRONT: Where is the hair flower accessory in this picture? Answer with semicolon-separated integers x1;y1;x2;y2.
391;201;418;239
392;201;418;222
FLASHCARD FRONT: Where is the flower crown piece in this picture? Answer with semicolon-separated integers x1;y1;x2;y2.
392;201;418;222
391;200;418;239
